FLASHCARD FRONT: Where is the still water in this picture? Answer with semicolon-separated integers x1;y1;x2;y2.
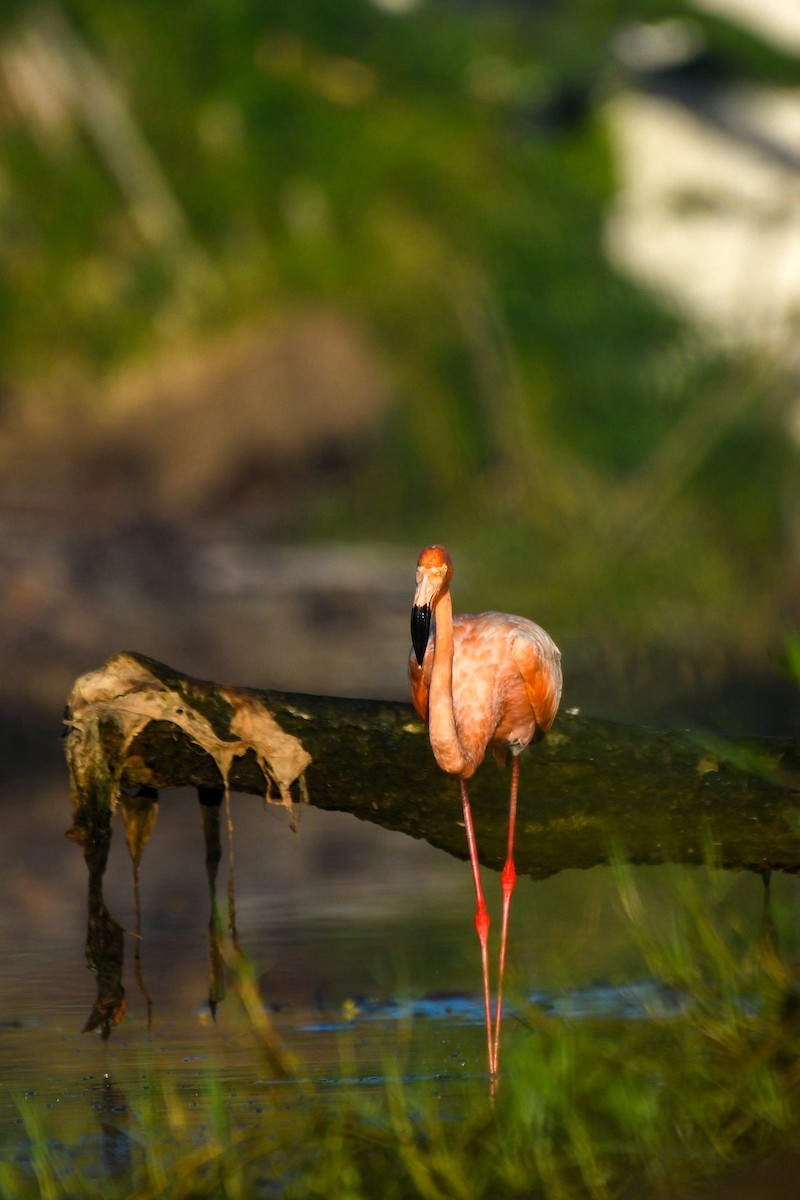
2;766;800;1191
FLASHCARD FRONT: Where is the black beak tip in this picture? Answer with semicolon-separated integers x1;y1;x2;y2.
411;603;431;667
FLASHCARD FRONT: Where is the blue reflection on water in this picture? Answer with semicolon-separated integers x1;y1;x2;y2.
299;978;686;1032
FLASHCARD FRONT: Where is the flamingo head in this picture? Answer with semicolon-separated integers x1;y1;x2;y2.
411;544;453;666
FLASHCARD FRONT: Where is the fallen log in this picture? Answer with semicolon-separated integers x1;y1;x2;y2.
64;651;800;1035
66;651;800;877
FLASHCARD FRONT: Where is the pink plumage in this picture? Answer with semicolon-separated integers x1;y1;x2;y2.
409;609;561;770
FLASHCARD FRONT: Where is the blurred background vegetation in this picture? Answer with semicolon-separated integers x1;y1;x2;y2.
0;0;799;735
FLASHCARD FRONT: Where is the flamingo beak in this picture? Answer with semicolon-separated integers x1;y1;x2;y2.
411;603;431;666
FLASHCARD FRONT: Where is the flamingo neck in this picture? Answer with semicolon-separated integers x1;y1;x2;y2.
428;590;472;777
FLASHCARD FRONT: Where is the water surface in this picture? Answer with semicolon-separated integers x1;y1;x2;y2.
2;766;800;1192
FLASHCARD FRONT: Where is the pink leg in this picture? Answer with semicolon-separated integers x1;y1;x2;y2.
460;778;496;1077
492;756;519;1075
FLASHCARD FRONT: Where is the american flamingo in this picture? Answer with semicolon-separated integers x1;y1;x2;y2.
408;544;562;1078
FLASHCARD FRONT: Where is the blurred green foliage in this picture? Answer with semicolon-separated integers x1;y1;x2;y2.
0;0;798;679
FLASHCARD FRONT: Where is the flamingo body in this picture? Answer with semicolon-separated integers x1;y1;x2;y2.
408;544;562;1082
408;610;561;773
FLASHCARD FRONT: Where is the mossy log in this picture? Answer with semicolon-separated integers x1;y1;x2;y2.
66;651;800;880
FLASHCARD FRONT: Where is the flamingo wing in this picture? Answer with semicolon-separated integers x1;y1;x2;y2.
511;630;562;740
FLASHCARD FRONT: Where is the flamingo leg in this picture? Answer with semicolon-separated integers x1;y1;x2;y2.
460;778;496;1077
492;755;519;1075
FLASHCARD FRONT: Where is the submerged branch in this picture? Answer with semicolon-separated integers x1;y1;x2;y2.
66;651;800;881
